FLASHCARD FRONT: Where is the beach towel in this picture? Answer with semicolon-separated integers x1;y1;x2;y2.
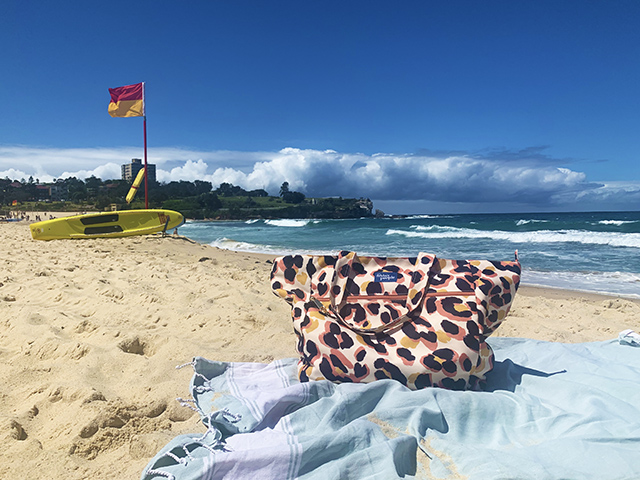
141;332;640;480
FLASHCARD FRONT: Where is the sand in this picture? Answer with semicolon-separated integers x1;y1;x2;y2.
1;217;639;479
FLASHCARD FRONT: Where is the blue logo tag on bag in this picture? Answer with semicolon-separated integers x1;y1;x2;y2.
374;271;398;282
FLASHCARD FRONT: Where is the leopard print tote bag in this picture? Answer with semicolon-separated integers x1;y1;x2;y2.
271;251;521;390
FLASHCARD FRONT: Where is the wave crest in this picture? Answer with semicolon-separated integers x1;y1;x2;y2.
598;220;639;226
387;227;640;249
264;219;312;227
516;219;550;226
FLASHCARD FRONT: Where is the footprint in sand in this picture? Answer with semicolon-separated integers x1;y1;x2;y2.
2;419;28;441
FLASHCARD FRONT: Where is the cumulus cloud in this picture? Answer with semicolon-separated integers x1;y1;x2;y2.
158;159;210;182
0;145;267;182
1;144;637;212
203;148;602;206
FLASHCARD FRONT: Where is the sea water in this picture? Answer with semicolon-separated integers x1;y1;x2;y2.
179;211;640;298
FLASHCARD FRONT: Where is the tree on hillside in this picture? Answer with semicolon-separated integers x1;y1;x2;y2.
194;180;213;195
216;182;249;197
248;189;268;197
65;177;87;202
163;180;198;198
198;192;222;209
282;191;305;204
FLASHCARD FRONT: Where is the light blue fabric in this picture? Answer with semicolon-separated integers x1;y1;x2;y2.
142;335;640;480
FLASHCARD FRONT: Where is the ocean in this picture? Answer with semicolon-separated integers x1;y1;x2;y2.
179;211;640;298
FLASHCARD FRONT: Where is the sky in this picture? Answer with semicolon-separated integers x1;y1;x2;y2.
1;1;639;214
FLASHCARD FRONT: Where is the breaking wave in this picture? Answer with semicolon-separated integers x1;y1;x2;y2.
597;220;639;226
264;219;313;227
388;226;640;249
516;219;551;226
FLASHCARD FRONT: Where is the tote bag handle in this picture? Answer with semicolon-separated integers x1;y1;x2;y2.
321;251;437;333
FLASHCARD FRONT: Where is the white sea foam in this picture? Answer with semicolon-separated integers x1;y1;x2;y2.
405;214;455;220
208;237;289;255
409;224;442;231
516;219;550;226
245;219;260;224
597;220;638;226
208;237;334;257
522;268;640;299
389;227;640;249
264;219;312;227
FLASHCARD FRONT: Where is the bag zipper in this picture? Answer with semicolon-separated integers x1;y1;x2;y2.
313;291;475;302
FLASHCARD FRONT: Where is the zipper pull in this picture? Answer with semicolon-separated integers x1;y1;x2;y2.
310;297;328;314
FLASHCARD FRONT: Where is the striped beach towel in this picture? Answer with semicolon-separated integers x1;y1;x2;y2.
142;334;640;480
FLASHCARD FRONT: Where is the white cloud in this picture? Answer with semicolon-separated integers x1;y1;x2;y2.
0;145;268;182
158;159;210;182
57;163;123;182
1;144;638;212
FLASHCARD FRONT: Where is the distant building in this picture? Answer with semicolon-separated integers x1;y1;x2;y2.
121;158;156;183
34;184;50;201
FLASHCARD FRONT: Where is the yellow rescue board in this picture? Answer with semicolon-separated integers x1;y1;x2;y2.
30;209;185;241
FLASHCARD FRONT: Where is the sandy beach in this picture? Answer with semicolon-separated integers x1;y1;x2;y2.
1;217;639;479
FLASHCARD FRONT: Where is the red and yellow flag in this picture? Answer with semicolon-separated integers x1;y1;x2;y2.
108;82;144;117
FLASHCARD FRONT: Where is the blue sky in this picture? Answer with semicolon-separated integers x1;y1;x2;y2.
1;1;639;213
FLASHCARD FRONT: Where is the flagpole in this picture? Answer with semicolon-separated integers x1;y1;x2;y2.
142;82;148;209
143;115;148;209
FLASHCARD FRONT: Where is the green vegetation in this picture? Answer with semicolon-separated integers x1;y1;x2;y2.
1;176;377;219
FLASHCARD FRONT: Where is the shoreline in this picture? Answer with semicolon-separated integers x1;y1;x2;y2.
1;219;639;479
180;218;640;300
13;211;640;300
518;282;640;301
